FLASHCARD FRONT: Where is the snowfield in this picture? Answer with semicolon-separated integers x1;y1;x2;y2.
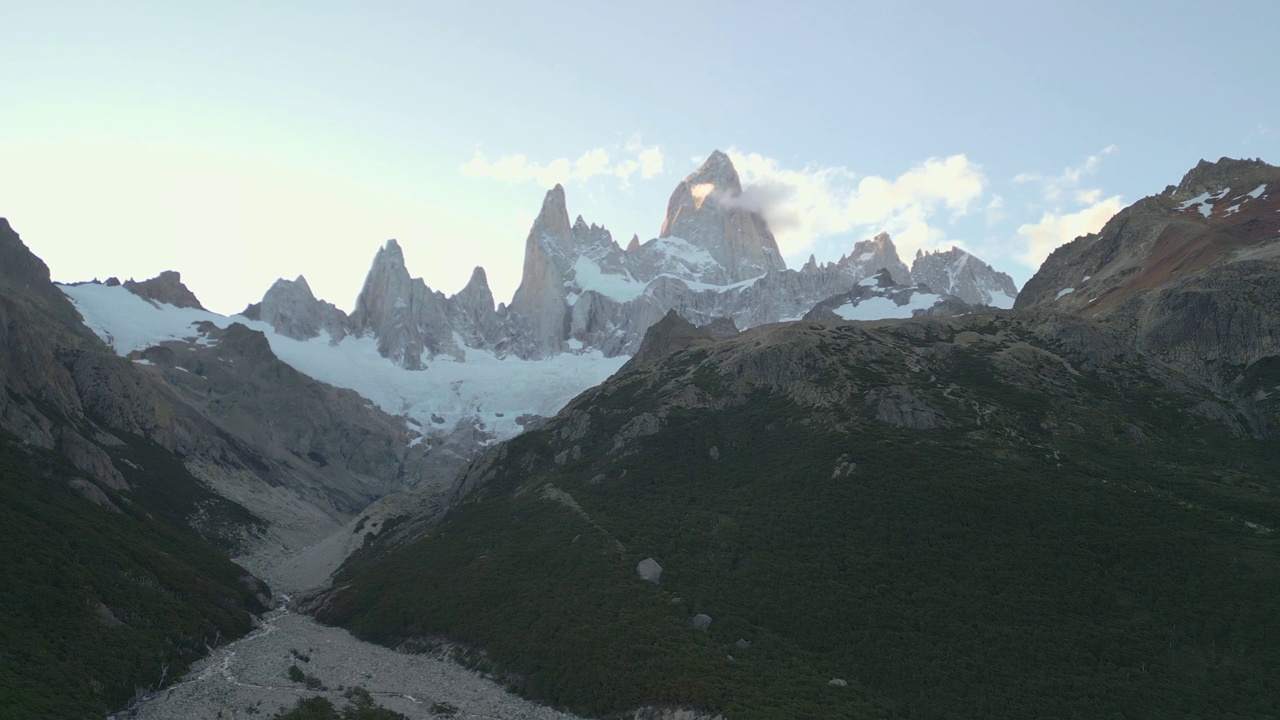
60;283;627;442
834;292;942;320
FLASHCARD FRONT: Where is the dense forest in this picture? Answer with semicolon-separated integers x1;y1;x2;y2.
0;426;270;719
322;321;1280;719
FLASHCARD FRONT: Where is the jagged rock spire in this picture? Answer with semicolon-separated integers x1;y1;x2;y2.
123;271;205;309
349;239;458;369
658;150;786;283
243;275;348;342
836;232;912;285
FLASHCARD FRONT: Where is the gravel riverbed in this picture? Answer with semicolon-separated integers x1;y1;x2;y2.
124;602;586;720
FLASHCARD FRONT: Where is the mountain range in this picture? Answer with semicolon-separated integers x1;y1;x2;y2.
2;153;1278;719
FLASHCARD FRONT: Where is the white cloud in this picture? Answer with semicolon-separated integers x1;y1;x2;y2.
460;141;664;189
725;149;987;261
985;195;1006;227
1012;146;1122;269
1015;196;1124;267
1014;145;1115;203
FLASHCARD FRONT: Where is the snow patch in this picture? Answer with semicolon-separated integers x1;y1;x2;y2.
646;236;717;269
985;291;1016;310
834;293;941;321
1177;187;1231;218
651;273;764;294
1056;288;1074;299
570;257;646;303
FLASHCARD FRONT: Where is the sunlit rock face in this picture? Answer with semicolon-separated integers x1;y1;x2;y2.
659;149;786;284
241;275;349;343
911;247;1019;308
349;239;460;369
247;152;1019;366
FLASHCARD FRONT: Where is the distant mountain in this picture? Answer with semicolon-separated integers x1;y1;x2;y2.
306;156;1280;720
0;219;273;718
803;268;971;321
911;245;1019;308
242;150;1018;367
657;148;787;283
1018;156;1280;434
7;152;1279;720
51;153;1022;577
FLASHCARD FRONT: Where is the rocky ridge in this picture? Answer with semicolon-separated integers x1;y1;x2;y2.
1016;156;1280;434
803;269;972;322
243;152;1019;367
911;246;1019;308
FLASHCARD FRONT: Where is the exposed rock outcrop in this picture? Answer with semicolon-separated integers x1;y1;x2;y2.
803;269;972;322
123;270;205;309
349;239;461;369
659;150;786;283
1016;156;1280;434
622;310;740;372
509;185;580;354
241;275;348;342
912;246;1019;308
837;232;912;285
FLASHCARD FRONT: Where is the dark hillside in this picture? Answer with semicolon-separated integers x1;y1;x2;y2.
319;315;1280;719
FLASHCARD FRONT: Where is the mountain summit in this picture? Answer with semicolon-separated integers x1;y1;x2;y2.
659;150;787;283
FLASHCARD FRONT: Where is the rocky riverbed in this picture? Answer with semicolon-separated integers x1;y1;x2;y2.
121;601;585;720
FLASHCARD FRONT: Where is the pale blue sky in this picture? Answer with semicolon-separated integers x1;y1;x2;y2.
3;1;1277;314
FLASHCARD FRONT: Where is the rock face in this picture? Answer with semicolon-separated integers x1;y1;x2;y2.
911;247;1019;308
622;310;741;372
349;239;462;369
803;269;973;322
509;185;581;354
659;150;786;283
244;152;1017;368
1016;156;1280;434
134;321;431;514
1;217;442;582
837;232;913;285
123;270;205;309
241;275;348;342
448;266;509;351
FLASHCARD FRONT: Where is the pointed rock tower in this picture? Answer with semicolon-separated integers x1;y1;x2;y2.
349;240;456;369
911;247;1019;308
509;185;576;352
447;266;507;349
836;232;912;285
241;275;349;342
659;150;786;283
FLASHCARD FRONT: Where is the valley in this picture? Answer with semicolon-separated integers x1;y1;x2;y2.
2;153;1279;719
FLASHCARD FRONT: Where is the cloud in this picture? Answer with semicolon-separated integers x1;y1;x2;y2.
985;195;1006;227
1015;196;1124;267
1011;146;1122;268
460;141;664;189
1014;145;1115;203
725;149;988;261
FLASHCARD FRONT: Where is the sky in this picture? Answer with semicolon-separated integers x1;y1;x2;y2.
3;1;1278;315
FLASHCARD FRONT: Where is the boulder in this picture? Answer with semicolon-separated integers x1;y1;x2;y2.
636;557;663;583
